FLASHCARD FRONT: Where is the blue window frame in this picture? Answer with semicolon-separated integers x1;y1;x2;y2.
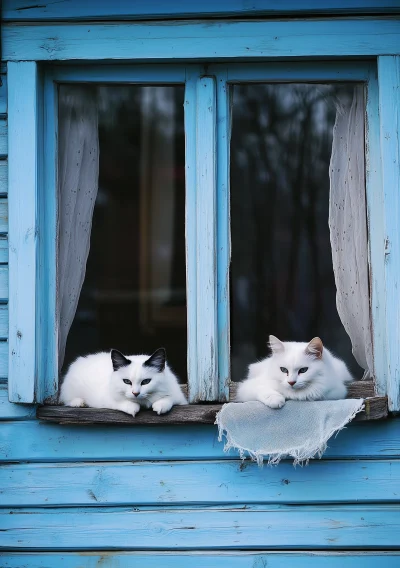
6;19;400;412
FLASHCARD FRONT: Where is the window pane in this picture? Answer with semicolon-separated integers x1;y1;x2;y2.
230;83;364;381
60;85;187;382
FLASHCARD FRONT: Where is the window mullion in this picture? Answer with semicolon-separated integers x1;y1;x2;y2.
185;73;219;402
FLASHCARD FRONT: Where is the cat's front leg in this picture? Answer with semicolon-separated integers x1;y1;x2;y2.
152;397;173;415
116;400;141;417
258;390;286;409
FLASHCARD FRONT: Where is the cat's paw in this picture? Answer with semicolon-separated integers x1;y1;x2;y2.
119;401;141;417
152;398;173;415
261;394;286;409
67;398;86;408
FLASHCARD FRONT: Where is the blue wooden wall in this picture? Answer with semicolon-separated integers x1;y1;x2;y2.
1;4;400;566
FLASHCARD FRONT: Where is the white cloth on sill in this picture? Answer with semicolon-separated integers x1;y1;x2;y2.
216;399;364;466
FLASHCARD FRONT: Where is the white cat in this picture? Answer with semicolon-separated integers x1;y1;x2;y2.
59;347;187;416
236;335;352;409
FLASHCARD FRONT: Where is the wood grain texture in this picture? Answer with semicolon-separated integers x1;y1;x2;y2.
3;1;400;21
0;266;9;300
2;419;400;463
0;236;9;263
2;459;400;508
2;504;400;549
0;342;9;378
0;118;8;155
4;20;400;62
0;383;35;419
366;69;387;397
190;76;218;402
7;62;38;403
36;396;387;425
0;161;9;196
0;73;7;115
0;198;9;232
378;56;400;412
216;69;231;402
0;304;9;338
2;552;400;568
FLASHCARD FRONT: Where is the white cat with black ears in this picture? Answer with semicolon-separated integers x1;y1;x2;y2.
60;348;187;416
236;335;353;409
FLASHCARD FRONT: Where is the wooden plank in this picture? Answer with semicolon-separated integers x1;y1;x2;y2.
378;56;400;412
0;343;9;378
0;118;8;155
0;74;7;115
0;304;9;338
0;235;9;263
0;383;35;419
226;381;375;400
0;160;9;196
0;266;9;300
37;396;387;425
3;1;400;21
216;70;230;402
0;198;9;232
366;69;387;396
190;76;218;402
4;20;400;62
1;419;400;463
2;552;400;568
7;62;38;403
2;459;400;508
2;505;400;549
185;66;200;403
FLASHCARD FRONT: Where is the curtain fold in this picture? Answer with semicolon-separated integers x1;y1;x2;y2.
329;86;373;379
57;87;99;369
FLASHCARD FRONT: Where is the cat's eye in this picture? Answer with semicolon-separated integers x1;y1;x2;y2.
141;378;152;386
123;379;132;385
280;367;288;374
298;367;308;374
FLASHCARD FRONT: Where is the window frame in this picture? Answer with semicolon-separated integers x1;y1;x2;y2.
6;18;400;416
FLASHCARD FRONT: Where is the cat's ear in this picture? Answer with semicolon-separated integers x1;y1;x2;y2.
305;337;323;359
269;335;285;354
144;348;166;373
111;349;132;372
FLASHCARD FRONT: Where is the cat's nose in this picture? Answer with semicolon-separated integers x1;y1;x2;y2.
132;391;140;397
288;381;296;387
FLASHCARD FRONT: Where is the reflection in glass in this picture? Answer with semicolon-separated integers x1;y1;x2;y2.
61;85;187;381
230;83;363;381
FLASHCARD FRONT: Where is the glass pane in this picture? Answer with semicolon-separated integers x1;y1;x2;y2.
60;85;187;382
230;83;364;381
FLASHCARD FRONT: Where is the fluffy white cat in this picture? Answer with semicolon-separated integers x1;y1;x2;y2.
59;347;187;416
236;335;352;409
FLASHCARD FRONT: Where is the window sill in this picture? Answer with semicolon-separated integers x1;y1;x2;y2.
37;396;388;425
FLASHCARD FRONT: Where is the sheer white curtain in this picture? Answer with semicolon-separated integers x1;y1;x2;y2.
329;86;373;379
58;87;99;369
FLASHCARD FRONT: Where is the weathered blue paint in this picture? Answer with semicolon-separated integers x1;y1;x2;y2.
2;504;400;549
191;76;218;402
365;69;387;396
4;20;400;62
2;459;400;508
7;62;39;403
3;6;400;565
3;0;400;21
1;421;400;462
2;552;400;568
378;56;400;413
216;68;231;399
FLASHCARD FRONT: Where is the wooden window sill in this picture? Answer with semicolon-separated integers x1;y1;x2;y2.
37;395;388;425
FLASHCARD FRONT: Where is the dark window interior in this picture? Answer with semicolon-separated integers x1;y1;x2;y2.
230;83;364;381
62;85;187;382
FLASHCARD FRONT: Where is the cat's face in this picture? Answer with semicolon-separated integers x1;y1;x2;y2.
268;335;325;391
110;348;167;401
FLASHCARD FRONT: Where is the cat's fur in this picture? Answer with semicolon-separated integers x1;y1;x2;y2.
236;335;352;409
59;348;187;416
